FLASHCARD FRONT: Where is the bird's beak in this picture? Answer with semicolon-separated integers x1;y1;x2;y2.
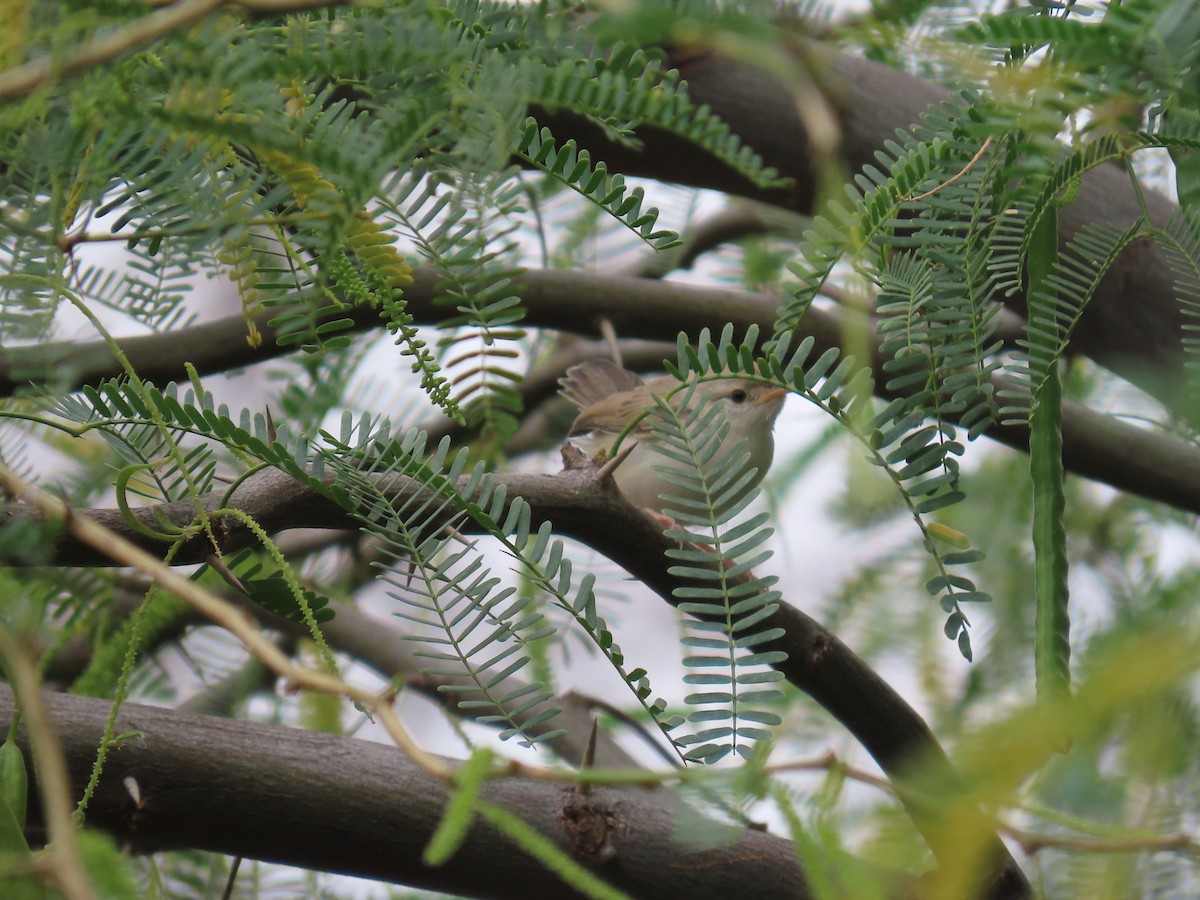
756;387;788;406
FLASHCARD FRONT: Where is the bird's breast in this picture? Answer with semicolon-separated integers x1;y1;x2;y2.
574;429;774;520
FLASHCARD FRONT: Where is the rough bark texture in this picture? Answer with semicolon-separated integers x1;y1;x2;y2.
5;267;1200;516
10;24;1188;900
539;44;1187;410
3;461;1032;897
2;686;823;899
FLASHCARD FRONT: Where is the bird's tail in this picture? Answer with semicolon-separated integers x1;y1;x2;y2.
557;359;643;409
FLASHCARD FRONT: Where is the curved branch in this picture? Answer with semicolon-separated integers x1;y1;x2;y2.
3;462;1030;896
14;20;1178;404
1;686;826;899
7;265;1200;516
42;577;644;771
538;43;1187;410
0;0;354;103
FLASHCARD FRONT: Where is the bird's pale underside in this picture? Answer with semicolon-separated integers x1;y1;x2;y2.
558;359;787;519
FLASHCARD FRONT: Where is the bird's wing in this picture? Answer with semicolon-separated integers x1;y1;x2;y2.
568;388;658;438
558;359;644;410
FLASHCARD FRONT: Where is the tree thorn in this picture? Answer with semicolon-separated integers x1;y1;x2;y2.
599;317;623;367
575;718;599;796
206;553;248;595
596;442;637;483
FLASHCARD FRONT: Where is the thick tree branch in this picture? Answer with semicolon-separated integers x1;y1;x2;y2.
539;43;1187;410
49;576;646;770
8;265;1200;515
0;686;830;899
2;462;1031;897
16;18;1180;407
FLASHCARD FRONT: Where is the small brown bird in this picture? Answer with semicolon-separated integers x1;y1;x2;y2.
559;359;787;521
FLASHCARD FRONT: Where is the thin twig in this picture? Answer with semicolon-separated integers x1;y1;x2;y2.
0;628;95;900
1000;825;1200;859
599;317;623;367
774;750;1200;859
220;856;243;900
910;136;994;201
0;464;456;781
0;0;354;103
771;750;896;794
566;692;681;768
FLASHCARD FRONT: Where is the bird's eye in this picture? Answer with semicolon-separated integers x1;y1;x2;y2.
730;389;748;404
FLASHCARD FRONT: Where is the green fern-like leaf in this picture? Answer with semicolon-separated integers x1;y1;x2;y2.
649;402;786;762
531;49;784;191
317;421;564;747
752;325;988;658
1156;213;1200;415
776;135;957;334
1001;217;1149;424
214;549;335;626
381;165;526;448
516;120;682;251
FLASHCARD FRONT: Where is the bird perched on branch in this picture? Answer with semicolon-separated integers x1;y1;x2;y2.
558;359;787;523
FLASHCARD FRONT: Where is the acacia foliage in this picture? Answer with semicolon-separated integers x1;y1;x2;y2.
2;1;1200;898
